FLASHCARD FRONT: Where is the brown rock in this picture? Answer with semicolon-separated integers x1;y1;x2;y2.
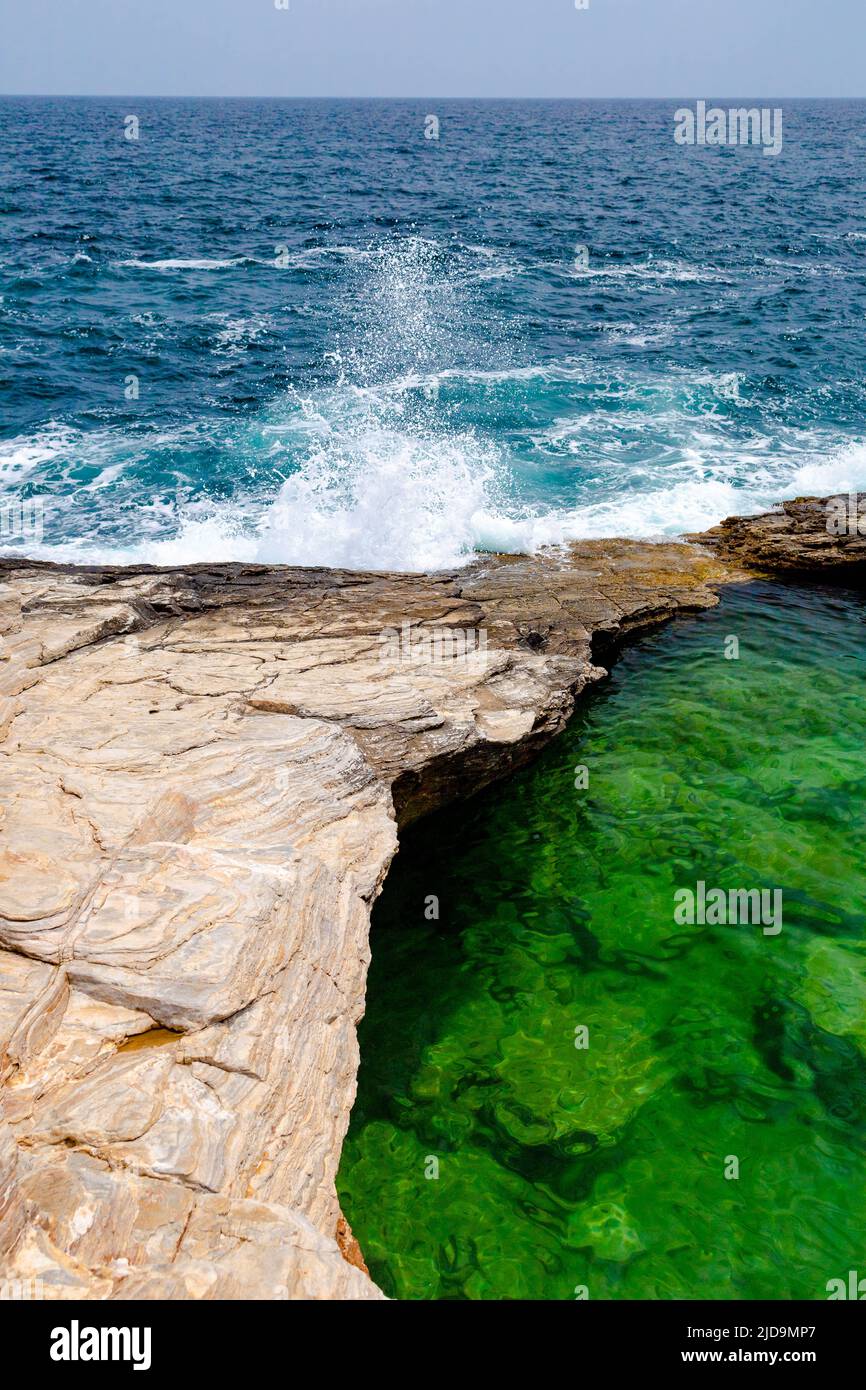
693;494;866;575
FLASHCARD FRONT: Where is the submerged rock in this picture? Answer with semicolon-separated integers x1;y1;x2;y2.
0;504;854;1299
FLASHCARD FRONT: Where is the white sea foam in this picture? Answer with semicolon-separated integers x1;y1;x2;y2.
504;442;866;549
0;423;80;482
118;257;246;271
131;409;503;573
597;320;679;348
209;312;272;365
284;245;373;270
8;386;866;573
8;236;866;573
11;429;866;572
788;442;866;496
567;257;728;285
266;437;496;571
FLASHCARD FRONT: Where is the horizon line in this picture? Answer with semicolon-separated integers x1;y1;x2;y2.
1;93;864;102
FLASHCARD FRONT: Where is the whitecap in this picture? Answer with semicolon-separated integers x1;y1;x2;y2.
566;257;728;285
117;257;246;271
0;423;81;482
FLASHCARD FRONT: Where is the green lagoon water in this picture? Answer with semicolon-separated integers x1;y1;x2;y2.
337;583;866;1300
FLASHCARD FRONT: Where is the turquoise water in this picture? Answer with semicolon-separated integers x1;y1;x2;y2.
3;100;866;568
338;583;866;1300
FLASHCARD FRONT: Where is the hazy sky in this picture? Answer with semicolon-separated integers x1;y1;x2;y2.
0;0;863;99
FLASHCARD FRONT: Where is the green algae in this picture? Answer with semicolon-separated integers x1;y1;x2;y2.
337;582;866;1300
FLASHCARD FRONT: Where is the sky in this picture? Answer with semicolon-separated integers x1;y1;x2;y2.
0;0;863;99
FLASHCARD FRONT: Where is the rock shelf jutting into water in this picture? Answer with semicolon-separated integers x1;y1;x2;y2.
0;496;859;1299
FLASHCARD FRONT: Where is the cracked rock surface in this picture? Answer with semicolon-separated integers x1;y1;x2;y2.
0;525;793;1299
695;494;866;575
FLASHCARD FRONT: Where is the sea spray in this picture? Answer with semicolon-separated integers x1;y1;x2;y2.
5;100;866;569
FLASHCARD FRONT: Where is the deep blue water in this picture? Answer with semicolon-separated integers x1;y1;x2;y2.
2;98;866;569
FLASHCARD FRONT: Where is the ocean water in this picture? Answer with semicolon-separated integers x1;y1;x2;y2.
2;98;866;570
337;583;866;1299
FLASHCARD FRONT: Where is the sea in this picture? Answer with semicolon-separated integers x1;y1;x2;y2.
2;97;866;571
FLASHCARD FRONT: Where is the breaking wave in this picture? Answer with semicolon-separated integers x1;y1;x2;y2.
5;237;866;572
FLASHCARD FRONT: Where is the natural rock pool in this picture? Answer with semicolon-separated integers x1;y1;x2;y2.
337;581;866;1300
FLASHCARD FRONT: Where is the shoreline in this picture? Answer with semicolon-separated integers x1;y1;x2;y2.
0;496;862;1300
